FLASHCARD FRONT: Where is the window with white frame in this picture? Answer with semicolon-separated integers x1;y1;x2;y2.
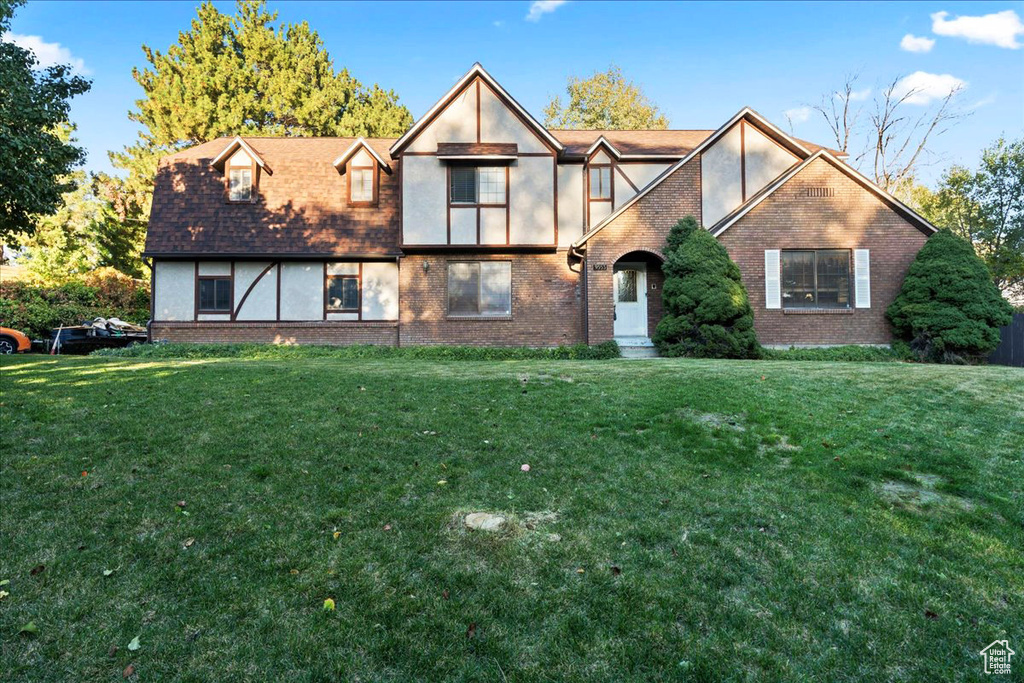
781;249;851;309
447;261;512;316
229;167;253;202
449;167;506;205
350;166;374;203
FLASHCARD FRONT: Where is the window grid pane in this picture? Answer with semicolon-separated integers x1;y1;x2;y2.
450;167;476;204
781;250;850;309
229;168;252;201
815;250;850;308
590;167;611;199
327;276;359;311
351;168;373;202
478;167;505;204
199;278;231;311
448;262;511;316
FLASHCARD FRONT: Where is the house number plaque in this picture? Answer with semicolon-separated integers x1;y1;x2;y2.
592;264;608;271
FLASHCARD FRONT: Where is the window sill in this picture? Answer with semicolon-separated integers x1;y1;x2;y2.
782;308;854;315
446;315;513;322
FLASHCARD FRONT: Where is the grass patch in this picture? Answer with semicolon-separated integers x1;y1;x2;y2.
1;356;1022;681
761;344;911;362
92;340;621;361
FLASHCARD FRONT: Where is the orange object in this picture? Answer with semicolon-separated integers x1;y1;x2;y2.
0;327;30;354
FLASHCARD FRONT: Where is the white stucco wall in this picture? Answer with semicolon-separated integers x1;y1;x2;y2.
557;164;584;247
480;207;506;244
589;201;612;226
590;149;612;164
450;207;476;244
478;84;549;154
229;149;251;166
350;148;373;167
701;124;743;226
198;261;231;276
402;156;447;244
744;124;798;195
361;262;399;321
234;262;277;321
153;261;194;321
407;88;477;153
509;156;555;244
279;262;322;321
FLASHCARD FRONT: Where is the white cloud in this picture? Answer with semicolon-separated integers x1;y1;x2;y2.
966;93;997;111
931;10;1024;49
900;34;936;53
526;0;567;22
784;106;812;124
893;71;966;105
493;20;505;28
2;32;91;75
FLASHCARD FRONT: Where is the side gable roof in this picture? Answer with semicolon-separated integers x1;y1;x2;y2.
572;107;804;248
389;63;564;156
707;150;939;237
210;136;273;175
332;137;392;174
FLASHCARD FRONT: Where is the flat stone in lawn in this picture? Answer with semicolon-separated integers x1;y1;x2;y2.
465;512;506;532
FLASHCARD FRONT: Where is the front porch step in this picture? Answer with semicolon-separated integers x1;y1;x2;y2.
619;345;661;359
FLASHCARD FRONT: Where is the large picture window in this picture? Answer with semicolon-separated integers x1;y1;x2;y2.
447;262;512;317
449;167;507;205
198;277;232;312
781;250;851;309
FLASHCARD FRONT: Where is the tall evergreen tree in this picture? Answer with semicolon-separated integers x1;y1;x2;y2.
0;0;91;243
103;0;413;228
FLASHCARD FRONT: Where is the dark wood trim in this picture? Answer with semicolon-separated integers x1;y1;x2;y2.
475;79;481;144
517;152;552;157
740;120;747;202
400;244;556;254
586;163;614;227
400;151;438;156
614;164;639;193
552;157;559;246
232;261;276;321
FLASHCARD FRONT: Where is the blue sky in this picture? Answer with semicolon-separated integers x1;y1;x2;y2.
7;1;1024;185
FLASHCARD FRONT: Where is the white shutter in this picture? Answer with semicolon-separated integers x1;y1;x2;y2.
764;250;781;309
854;249;871;308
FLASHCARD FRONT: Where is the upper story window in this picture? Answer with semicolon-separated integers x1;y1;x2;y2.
589;166;612;200
349;165;375;204
450;166;507;205
781;249;850;309
227;150;256;202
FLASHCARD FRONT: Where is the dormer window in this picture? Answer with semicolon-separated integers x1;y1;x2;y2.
349;164;375;205
589;166;612;200
227;149;257;203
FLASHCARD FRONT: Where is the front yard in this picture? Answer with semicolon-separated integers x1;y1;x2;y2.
1;356;1021;681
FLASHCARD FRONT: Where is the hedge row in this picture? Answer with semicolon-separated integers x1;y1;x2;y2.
92;340;622;361
0;273;150;340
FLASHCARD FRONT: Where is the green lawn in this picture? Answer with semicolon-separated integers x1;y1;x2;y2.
1;356;1021;682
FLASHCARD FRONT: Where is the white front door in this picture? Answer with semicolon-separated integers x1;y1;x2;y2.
613;263;648;338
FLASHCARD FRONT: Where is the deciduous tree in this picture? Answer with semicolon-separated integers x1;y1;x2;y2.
544;65;668;130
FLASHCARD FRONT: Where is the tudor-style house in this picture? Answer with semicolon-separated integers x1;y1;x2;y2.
145;63;937;349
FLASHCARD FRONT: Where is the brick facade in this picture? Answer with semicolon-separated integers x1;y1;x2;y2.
398;253;583;347
583;158;701;343
716;158;928;345
151;321;398;346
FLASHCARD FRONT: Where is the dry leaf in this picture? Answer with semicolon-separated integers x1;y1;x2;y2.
176;501;186;508
442;589;450;600
925;609;939;620
127;636;140;651
576;568;585;574
123;663;135;678
30;564;45;576
0;590;9;601
383;524;392;531
437;480;447;486
290;569;299;575
466;622;477;639
183;538;195;549
332;531;341;540
323;598;335;611
610;565;622;576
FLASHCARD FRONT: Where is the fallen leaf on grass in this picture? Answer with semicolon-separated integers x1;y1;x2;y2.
183;538;195;549
175;501;186;508
520;464;530;472
576;568;585;574
290;569;300;575
107;645;118;657
610;566;622;576
466;622;477;639
437;480;447;486
122;663;135;678
103;569;115;577
442;589;449;600
30;564;45;576
925;610;939;620
323;598;335;611
383;524;392;531
332;531;341;540
127;636;140;651
0;591;9;600
0;579;9;586
19;622;38;636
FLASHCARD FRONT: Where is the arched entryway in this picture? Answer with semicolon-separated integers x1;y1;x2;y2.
612;250;664;344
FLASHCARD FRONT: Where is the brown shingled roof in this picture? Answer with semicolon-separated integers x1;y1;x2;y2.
145;137;401;258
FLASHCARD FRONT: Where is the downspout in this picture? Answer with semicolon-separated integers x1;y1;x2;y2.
568;244;588;345
144;257;154;343
394;255;402;348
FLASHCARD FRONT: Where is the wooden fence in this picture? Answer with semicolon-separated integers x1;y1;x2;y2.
989;313;1024;367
